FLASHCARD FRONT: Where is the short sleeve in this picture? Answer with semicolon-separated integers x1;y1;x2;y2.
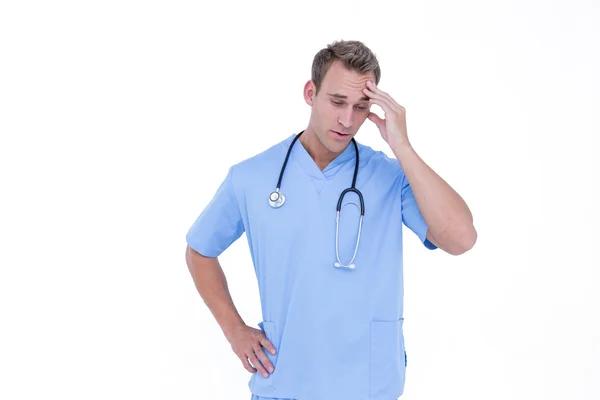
185;167;245;257
400;172;438;250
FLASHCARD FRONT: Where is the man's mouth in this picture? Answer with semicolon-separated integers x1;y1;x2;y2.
331;130;350;138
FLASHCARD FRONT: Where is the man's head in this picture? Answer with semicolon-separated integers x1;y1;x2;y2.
303;40;381;155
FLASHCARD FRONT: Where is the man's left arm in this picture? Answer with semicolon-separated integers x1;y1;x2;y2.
363;80;477;256
393;143;477;255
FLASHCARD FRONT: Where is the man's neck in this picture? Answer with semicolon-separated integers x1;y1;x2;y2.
299;127;345;171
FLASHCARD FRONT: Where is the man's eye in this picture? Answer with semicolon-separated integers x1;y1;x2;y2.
331;100;367;110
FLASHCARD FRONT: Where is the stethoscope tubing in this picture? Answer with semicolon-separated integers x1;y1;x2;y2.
271;130;365;269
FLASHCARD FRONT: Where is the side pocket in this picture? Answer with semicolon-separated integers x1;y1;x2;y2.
258;321;279;367
370;318;406;399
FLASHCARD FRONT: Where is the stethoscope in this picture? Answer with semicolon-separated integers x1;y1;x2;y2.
268;130;365;270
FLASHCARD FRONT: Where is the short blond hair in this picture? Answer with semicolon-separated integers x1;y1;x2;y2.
311;40;381;95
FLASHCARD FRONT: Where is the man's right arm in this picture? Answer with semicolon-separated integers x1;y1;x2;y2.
184;245;276;377
185;244;245;338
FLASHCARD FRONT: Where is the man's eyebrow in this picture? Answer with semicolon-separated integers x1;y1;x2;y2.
327;92;370;102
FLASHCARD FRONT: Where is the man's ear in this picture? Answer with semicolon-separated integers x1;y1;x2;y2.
303;80;316;106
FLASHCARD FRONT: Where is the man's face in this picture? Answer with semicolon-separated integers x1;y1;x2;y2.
305;60;375;154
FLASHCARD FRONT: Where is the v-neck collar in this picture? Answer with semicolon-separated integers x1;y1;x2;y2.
283;133;358;181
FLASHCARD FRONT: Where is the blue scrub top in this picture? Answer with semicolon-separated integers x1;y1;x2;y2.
186;133;437;400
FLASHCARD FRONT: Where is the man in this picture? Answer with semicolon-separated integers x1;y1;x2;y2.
185;40;477;400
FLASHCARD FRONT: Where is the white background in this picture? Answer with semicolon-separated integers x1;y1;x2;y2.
1;0;598;399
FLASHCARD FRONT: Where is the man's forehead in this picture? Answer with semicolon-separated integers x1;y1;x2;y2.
324;71;373;87
321;65;374;100
323;77;372;102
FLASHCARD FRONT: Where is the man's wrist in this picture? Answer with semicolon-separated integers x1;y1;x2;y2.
222;317;246;341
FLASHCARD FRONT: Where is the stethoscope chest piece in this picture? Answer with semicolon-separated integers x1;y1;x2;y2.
268;189;285;208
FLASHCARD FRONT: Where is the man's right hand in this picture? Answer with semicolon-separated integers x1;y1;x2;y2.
225;324;277;378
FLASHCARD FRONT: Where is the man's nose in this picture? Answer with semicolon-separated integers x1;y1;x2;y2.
338;107;354;129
